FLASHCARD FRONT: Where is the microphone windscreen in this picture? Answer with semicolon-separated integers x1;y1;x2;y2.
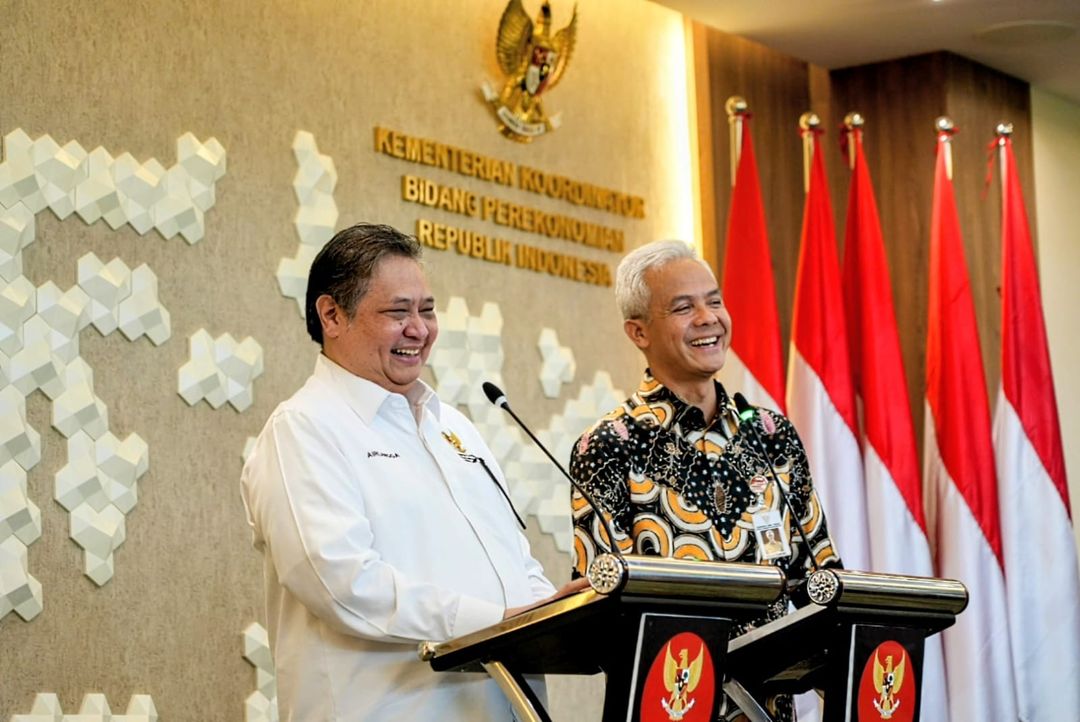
732;392;753;415
482;381;508;408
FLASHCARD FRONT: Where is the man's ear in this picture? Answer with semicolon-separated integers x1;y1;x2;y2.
315;294;346;340
624;318;649;351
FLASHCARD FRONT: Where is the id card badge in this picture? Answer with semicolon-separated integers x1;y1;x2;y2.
752;509;791;560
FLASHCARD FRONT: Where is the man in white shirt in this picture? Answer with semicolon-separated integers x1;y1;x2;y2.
241;223;582;721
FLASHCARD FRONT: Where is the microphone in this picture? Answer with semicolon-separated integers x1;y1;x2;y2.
458;453;527;531
732;393;819;574
482;381;625;562
483;382;509;410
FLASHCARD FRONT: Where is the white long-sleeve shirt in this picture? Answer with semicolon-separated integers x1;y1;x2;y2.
241;354;555;721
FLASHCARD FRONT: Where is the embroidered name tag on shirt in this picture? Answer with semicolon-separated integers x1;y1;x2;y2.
367;450;400;459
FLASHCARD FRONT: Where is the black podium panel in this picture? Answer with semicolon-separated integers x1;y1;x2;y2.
422;555;787;722
429;590;756;676
423;559;967;722
724;568;967;722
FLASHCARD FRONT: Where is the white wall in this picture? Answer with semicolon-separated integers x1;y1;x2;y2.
1031;87;1080;552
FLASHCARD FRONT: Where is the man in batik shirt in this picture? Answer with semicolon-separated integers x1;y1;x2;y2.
569;240;841;722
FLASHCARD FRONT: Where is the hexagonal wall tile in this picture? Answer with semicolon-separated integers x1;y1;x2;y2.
178;329;264;412
243;622;279;722
0;129;227;604
537;327;576;399
276;131;338;317
10;693;158;722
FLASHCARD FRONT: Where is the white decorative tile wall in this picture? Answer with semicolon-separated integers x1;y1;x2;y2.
243;622;279;722
1;129;224;241
536;328;575;399
10;692;157;722
54;430;148;585
117;265;170;345
0;386;42;470
0;457;42;620
276;131;338;316
177;330;264;412
52;360;109;440
426;297;622;551
527;371;624;547
0;129;227;613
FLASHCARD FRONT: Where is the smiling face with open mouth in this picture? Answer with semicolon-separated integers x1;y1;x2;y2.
625;257;732;388
320;254;438;395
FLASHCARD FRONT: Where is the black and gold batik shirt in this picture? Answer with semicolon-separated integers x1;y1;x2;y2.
569;372;842;721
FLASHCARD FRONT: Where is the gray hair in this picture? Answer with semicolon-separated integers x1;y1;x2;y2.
615;240;711;319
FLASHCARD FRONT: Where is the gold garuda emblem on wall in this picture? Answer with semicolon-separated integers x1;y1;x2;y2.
482;0;578;143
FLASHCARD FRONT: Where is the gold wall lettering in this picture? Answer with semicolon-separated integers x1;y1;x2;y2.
375;126;517;187
402;173;624;252
402;175;481;217
514;242;612;286
518;165;645;219
376;125;645;220
383;124;634;287
416;218;514;266
416;218;611;287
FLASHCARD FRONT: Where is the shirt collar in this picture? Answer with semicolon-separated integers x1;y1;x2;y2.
314;353;441;425
633;369;732;430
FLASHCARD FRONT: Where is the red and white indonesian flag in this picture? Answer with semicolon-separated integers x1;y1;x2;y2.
924;133;1017;721
786;130;870;571
992;134;1080;722
840;128;948;720
718;118;785;413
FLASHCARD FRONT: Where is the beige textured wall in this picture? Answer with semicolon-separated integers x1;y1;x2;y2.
0;1;693;718
1031;87;1080;555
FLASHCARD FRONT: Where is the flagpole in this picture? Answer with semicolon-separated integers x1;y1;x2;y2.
935;116;956;180
799;112;820;193
726;96;748;188
995;121;1013;201
843;112;864;171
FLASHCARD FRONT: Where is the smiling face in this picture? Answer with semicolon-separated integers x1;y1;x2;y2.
624;257;732;388
316;255;437;395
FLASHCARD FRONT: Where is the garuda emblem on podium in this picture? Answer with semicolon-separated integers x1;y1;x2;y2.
482;0;578;143
872;648;907;719
661;642;704;720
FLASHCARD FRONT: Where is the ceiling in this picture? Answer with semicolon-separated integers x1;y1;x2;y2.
652;0;1080;104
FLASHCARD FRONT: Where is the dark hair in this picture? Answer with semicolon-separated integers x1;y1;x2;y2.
304;223;423;344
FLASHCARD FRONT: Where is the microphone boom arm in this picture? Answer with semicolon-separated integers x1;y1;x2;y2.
733;393;820;574
482;381;626;563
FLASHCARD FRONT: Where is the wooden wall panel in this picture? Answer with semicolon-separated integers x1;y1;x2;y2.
693;41;1034;476
829;52;1032;454
943;54;1035;401
828;54;949;453
807;61;849;236
694;23;810;355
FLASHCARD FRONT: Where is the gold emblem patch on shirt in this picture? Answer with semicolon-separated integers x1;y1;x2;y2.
442;430;466;454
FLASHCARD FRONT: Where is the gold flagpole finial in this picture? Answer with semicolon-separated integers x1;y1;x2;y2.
799;112;821;131
843;112;864;170
799;112;820;193
995;121;1013;201
726;96;749;187
725;95;748;118
843;112;864;130
935;116;956;180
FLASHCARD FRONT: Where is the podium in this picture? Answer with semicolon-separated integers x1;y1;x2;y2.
420;553;786;722
722;567;968;722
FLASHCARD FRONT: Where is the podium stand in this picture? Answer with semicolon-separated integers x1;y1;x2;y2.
722;568;968;722
420;554;786;722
